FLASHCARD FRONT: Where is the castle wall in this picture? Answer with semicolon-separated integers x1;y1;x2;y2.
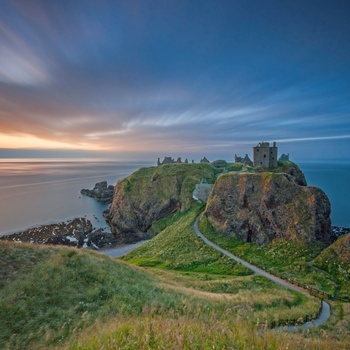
269;146;278;167
253;142;278;167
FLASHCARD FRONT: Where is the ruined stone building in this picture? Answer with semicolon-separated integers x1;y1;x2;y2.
234;154;253;166
253;141;278;167
279;153;289;161
157;157;175;166
157;156;189;166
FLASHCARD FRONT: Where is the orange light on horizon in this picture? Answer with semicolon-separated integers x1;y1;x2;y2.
0;133;104;150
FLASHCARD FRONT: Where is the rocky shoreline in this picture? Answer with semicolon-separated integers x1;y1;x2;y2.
1;216;348;250
0;217;118;249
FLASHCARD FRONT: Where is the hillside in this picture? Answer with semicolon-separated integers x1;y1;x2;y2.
123;204;252;275
0;241;193;348
313;234;350;298
121;205;349;350
1;200;349;348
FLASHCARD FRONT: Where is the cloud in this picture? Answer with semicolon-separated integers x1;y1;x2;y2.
0;21;51;85
0;0;349;160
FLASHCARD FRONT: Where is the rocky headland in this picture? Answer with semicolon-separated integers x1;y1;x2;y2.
3;161;343;250
104;161;335;245
81;181;114;204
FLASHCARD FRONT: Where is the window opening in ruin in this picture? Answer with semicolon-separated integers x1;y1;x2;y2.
247;229;253;242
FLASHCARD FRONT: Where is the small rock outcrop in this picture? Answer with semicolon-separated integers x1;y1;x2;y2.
81;181;114;204
205;172;332;245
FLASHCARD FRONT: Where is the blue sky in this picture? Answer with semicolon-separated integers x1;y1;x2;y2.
0;0;350;161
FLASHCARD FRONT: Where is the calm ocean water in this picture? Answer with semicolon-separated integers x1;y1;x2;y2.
0;160;348;236
0;160;151;236
299;162;350;228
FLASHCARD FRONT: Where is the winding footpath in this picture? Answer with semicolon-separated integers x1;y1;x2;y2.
102;240;147;258
193;216;331;331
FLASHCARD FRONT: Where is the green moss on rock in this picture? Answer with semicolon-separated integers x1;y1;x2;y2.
106;163;220;243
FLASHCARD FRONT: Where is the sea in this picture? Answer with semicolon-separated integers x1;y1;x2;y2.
0;159;349;236
298;162;350;228
0;159;152;236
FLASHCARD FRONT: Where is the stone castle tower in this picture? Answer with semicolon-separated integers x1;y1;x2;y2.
253;141;278;167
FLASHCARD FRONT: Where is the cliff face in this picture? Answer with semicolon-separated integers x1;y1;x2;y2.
205;172;332;245
105;164;218;243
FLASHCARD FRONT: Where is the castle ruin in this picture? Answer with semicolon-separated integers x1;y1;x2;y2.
234;154;253;166
253;141;278;167
157;157;189;166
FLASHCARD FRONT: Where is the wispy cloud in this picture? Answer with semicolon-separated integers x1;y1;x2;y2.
0;21;51;85
0;0;349;160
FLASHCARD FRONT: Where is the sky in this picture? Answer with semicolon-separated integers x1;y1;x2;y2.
0;0;350;162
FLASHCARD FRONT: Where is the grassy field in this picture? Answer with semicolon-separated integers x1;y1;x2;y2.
0;242;200;348
1;219;349;349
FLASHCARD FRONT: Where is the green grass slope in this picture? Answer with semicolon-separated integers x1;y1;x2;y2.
123;205;252;275
313;234;350;299
0;242;192;349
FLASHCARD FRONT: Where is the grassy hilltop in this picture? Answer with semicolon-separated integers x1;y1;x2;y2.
1;161;349;349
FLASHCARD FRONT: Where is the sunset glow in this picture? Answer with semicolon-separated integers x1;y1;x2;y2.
0;133;99;150
0;1;349;160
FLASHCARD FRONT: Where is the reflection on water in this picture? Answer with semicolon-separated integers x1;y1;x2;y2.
0;160;151;235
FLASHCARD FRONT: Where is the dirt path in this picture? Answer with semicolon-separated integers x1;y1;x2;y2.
193;216;331;331
101;240;148;258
